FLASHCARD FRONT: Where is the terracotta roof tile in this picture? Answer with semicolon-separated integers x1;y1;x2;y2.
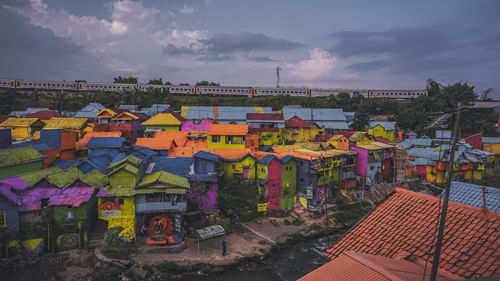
324;188;500;279
154;131;188;147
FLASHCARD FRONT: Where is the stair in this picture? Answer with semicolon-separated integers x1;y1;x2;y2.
88;220;107;248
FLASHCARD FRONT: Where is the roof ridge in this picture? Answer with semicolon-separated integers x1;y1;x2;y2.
345;251;403;281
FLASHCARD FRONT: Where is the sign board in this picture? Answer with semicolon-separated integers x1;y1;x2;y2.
175;213;182;233
306;186;313;199
257;203;268;212
100;210;122;217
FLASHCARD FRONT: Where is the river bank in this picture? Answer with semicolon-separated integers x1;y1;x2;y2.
1;202;372;281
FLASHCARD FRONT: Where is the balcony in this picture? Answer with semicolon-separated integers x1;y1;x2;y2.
136;202;187;213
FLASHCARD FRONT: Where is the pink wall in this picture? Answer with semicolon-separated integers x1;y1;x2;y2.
267;159;282;210
181;120;212;132
351;146;368;177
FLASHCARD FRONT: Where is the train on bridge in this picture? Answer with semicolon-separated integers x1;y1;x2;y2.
0;78;426;100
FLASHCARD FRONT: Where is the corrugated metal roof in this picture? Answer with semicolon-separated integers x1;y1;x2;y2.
283;107;346;122
151;156;193;177
0;146;45;168
247;113;284;120
17;167;63;185
118;104;138;111
73;103;105;118
139;171;190;189
0;118;42;127
482;137;500;144
435;130;452;139
194;151;221;161
369;121;396;131
26;110;67;120
87;137;126;149
315;121;349;129
43;118;88;130
135;138;175;150
182;106;215;120
208;124;248;135
442;181;500;212
137;104;171;116
52;160;80;169
142;113;183;126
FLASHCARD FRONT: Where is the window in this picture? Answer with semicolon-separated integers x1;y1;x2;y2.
146;193;162;202
117;198;124;205
261;168;265;173
300;178;304;182
232;164;236;169
212;135;221;143
0;211;6;227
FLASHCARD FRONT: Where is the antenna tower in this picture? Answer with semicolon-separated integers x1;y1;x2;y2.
276;66;281;88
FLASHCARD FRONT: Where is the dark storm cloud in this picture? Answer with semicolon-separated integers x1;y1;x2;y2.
330;27;453;59
199;32;303;54
162;44;199;55
0;5;83;79
162;32;300;62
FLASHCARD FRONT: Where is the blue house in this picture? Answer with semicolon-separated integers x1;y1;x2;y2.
191;151;222;183
0;129;11;149
87;137;126;159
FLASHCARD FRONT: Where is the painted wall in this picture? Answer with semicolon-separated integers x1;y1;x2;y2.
285;126;323;142
483;142;500;154
266;159;282;210
143;125;180;131
0;196;20;233
98;196;136;240
109;169;139;190
207;135;246;149
222;156;256;179
366;161;383;183
0;161;43;180
187;184;218;212
368;125;395;141
351;146;368;177
181;120;212;132
280;159;297;210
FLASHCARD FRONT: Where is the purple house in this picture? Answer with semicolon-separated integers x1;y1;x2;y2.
181;119;212;132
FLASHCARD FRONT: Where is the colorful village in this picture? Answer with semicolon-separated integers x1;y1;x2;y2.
0;104;499;280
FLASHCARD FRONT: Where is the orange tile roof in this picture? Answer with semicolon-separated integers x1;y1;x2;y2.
168;146;205;157
78;131;122;150
154;131;188;147
184;139;207;148
135;138;175;150
208;124;248;135
299;251;455;281
324;188;500;279
169;147;254;160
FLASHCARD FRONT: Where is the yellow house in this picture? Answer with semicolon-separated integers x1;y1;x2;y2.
0;118;45;140
482;137;500;154
367;121;396;142
208;148;256;179
348;131;373;147
141;112;185;131
207;124;249;149
96;108;119;123
43;118;92;138
98;155;143;241
284;116;324;143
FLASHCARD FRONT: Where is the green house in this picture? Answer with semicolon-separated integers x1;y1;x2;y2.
0;147;44;179
280;156;297;210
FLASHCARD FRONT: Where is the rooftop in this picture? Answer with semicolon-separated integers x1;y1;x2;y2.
324;188;500;279
208;124;248;135
442;181;500;212
0;146;45;168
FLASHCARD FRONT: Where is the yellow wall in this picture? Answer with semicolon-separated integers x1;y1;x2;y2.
109;169;139;190
285;126;324;143
483;143;500;154
257;130;284;146
222;156;256;179
426;166;445;183
98;197;136;240
10;127;30;140
143;125;179;131
256;163;268;180
368;125;395;142
207;135;246;149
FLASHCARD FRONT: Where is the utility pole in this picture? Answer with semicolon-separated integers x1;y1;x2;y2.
430;103;461;281
276;66;281;88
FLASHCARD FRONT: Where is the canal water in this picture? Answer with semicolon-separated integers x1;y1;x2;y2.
179;234;339;281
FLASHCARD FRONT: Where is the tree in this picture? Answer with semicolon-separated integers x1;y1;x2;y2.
440;82;478;110
164;81;172;85
113;76;138;84
179;82;190;86
196;80;220;86
148;78;163;85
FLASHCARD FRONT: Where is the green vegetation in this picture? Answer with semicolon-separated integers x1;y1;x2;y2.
217;177;263;222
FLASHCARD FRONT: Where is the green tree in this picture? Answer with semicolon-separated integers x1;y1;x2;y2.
113;76;138;84
195;80;220;86
148;78;163;85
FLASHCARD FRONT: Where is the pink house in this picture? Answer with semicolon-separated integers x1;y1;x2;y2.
181;119;212;132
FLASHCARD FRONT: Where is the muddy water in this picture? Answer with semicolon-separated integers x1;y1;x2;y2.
179;234;339;281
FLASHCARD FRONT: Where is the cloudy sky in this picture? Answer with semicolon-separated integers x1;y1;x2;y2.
1;0;499;97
